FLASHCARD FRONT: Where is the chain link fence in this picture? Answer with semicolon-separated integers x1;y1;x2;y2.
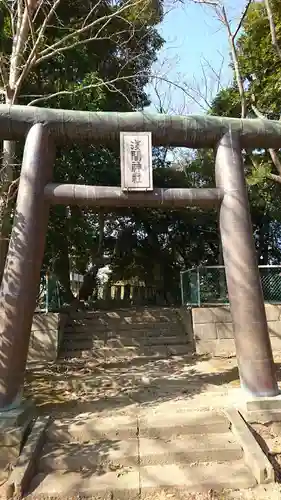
36;273;180;312
180;265;281;306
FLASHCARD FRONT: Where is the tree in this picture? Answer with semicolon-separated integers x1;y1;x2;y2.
0;0;164;282
208;1;281;262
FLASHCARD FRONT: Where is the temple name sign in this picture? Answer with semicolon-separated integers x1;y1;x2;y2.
120;132;153;191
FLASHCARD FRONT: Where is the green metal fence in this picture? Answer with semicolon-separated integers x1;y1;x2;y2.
36;272;62;312
35;273;179;312
180;265;281;307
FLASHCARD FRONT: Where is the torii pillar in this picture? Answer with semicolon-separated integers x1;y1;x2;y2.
216;131;278;397
0;124;56;410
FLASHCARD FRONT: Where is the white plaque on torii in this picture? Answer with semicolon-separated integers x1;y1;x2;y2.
120;132;153;191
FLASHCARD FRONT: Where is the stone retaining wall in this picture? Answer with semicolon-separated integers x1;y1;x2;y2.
26;306;281;362
27;312;67;363
192;304;281;357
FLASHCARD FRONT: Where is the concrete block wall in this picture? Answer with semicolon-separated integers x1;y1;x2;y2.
178;307;195;349
27;312;67;363
192;304;281;357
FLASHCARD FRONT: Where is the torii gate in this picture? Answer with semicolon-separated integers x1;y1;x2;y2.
0;105;279;410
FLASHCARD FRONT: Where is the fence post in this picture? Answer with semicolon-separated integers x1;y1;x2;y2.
197;267;201;307
180;271;184;306
45;272;49;313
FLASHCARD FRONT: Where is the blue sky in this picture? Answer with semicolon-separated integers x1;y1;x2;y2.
148;0;249;114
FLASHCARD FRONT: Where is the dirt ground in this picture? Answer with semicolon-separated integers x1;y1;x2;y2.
144;486;281;499
23;353;281;500
24;354;245;417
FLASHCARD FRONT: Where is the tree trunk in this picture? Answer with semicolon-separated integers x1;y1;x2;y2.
78;210;105;302
0;139;17;283
78;262;103;302
54;253;75;305
0;0;39;282
78;270;97;302
53;207;75;304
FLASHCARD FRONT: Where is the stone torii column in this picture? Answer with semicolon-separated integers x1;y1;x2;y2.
216;131;278;397
0;124;56;410
0;107;278;411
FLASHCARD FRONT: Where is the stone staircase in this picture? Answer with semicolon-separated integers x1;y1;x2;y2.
59;307;192;362
27;408;256;498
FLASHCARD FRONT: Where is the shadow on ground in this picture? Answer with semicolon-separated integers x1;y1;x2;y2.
23;355;281;499
24;353;246;416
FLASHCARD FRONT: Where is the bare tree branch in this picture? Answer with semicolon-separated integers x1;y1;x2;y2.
0;0;163;108
0;57;8;90
34;32;129;66
191;0;218;5
191;0;249;117
201;55;224;95
1;1;16;38
264;0;281;61
82;1;104;29
180;51;226;113
0;0;171;281
36;0;141;61
9;0;24;97
24;0;36;48
26;70;198;112
9;0;38;102
252;103;281;176
268;172;281;184
153;74;212;111
220;4;247;117
268;149;281;175
192;1;281;190
103;81;136;109
15;0;145;99
15;0;62;96
26;66;148;106
32;0;45;23
232;0;253;41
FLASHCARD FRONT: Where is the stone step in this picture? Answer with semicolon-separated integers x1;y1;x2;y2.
139;461;256;493
64;324;185;336
39;439;139;471
39;432;242;472
60;346;138;359
29;469;140;499
47;411;228;444
59;345;192;360
68;316;169;323
47;414;138;442
28;461;256;498
65;321;183;333
62;335;188;347
70;308;179;320
139;410;230;438
61;336;189;350
139;432;242;465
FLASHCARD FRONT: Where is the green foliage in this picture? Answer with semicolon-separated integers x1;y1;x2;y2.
0;0;164;111
237;0;281;115
3;0;281;301
208;0;281;265
247;161;272;186
210;87;242;118
0;0;167;298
